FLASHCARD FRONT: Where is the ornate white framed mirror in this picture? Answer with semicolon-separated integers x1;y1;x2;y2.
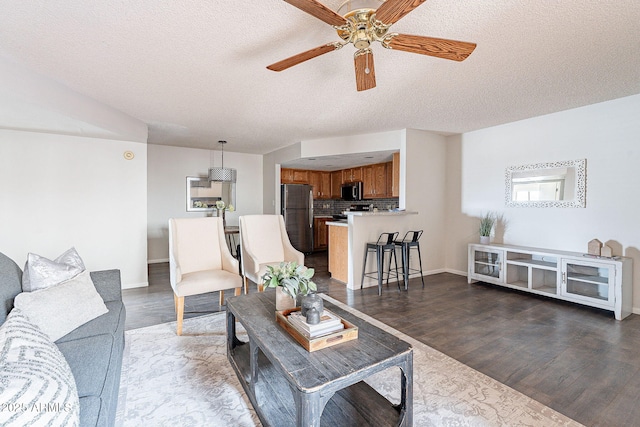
505;159;586;208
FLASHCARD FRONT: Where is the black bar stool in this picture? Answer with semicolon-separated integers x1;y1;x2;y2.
394;230;425;289
361;232;400;296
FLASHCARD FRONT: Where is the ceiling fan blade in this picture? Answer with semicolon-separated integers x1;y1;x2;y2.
284;0;348;27
267;43;341;72
384;34;476;61
374;0;427;26
354;50;376;91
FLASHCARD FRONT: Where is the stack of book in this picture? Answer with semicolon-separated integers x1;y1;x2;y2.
287;309;344;338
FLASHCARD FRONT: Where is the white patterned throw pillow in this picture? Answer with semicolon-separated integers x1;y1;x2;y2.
22;247;85;292
13;270;108;342
0;309;80;427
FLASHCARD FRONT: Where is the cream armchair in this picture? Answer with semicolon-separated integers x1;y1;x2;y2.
169;217;242;335
239;215;304;293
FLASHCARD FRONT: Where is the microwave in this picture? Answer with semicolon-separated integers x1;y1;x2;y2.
341;182;363;201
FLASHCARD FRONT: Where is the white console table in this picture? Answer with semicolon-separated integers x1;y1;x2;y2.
468;243;633;320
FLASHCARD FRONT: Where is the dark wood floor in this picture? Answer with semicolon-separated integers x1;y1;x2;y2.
123;252;640;427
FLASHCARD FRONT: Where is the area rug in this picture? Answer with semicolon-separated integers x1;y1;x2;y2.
116;295;583;427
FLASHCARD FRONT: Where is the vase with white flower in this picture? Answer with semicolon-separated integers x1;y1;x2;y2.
215;200;235;227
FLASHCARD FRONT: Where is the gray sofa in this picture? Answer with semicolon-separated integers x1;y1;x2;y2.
0;252;126;427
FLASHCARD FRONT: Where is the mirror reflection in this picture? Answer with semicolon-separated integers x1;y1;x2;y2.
505;159;586;208
186;177;236;212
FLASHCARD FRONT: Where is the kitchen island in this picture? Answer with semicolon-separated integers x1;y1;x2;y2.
328;210;418;290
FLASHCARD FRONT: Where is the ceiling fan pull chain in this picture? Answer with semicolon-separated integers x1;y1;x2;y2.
365;51;370;74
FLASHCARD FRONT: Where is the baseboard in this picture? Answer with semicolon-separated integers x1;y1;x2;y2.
445;268;468;277
148;258;169;264
122;281;149;290
633;307;640;315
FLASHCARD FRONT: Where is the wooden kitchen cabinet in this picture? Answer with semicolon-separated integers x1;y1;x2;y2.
309;171;331;199
330;170;343;198
362;165;374;198
309;171;322;198
281;168;294;184
386;161;393;198
391;152;400;197
313;217;330;250
281;168;309;184
282;153;399;199
363;163;388;198
328;223;348;282
343;167;363;183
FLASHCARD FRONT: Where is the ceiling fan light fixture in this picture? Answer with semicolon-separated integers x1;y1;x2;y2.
268;0;476;92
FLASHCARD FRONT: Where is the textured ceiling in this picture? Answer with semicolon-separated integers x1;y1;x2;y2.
0;1;639;154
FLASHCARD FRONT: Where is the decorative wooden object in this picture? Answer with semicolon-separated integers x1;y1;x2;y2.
601;244;613;258
588;239;602;256
275;308;358;352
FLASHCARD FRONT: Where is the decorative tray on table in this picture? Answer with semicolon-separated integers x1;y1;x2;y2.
275;307;358;352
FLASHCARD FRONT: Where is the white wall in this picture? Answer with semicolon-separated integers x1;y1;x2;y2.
446;94;640;311
444;134;475;275
263;142;302;214
147;144;263;263
300;130;404;157
404;129;448;273
0;129;148;288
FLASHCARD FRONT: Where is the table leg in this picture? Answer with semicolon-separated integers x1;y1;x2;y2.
294;390;332;427
226;310;235;352
249;338;259;389
399;352;414;426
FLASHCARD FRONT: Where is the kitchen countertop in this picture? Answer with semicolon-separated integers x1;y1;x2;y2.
343;210;418;216
326;221;348;227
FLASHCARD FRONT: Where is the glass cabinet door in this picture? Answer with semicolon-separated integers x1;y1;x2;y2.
561;259;614;306
472;248;504;282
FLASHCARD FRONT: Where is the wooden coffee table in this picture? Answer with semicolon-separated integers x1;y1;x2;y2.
226;291;413;426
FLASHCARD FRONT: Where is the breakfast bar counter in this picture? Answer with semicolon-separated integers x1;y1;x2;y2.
328;210;418;290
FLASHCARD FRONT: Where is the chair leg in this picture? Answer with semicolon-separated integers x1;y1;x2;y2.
386;249;393;287
219;290;225;307
243;276;249;295
404;245;409;290
416;245;425;288
234;287;242;296
395;246;403;290
376;248;383;296
392;248;401;291
175;295;185;336
361;248;369;289
258;283;264;292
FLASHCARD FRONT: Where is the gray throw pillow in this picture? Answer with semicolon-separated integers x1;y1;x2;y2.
22;247;85;292
13;270;108;342
0;308;80;427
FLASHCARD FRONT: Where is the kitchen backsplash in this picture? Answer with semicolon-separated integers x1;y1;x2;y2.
313;198;399;216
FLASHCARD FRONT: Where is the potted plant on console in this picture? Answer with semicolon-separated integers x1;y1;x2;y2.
262;262;317;311
479;212;496;244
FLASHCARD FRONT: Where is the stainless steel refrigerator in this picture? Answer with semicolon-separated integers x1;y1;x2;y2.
281;184;314;253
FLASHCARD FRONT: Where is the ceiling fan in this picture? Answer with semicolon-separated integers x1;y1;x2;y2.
267;0;476;91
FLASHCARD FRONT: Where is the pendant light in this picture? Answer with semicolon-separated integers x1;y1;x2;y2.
209;140;237;183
